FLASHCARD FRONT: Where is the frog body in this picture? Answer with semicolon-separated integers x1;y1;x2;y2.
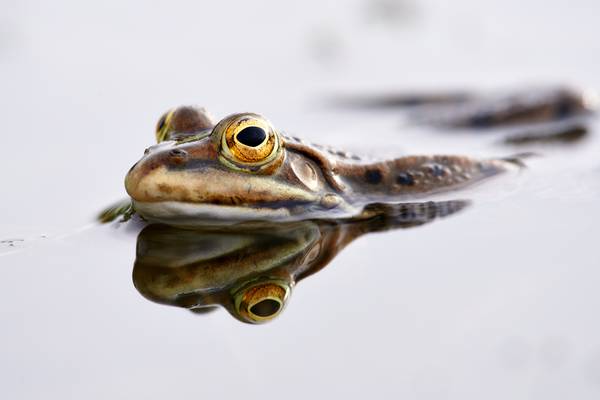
340;86;596;129
124;108;515;226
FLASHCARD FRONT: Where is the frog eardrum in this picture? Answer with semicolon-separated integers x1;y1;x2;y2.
212;113;283;170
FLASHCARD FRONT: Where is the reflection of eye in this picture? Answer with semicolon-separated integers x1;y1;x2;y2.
215;113;281;166
249;298;281;317
233;280;290;324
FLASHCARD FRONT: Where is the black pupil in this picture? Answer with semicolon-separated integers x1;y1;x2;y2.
236;126;267;147
250;299;280;317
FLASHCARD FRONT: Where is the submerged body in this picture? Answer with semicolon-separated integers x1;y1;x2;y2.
340;85;597;129
125;107;518;226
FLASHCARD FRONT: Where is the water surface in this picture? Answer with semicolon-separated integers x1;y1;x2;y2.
1;0;600;399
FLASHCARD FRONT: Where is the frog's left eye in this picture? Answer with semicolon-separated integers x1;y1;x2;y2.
213;113;282;168
155;106;215;143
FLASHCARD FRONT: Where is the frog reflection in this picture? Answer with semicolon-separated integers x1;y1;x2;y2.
133;200;468;323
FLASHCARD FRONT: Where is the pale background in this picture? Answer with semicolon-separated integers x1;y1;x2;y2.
1;0;599;399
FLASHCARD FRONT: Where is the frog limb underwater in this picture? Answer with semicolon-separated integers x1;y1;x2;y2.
336;85;597;129
105;105;523;227
335;85;598;146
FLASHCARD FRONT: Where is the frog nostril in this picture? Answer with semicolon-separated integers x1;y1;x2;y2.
169;148;187;157
168;148;188;164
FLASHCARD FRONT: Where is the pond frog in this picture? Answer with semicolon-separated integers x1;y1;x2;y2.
121;106;520;226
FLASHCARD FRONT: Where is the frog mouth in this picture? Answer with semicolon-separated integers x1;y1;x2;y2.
132;200;296;225
131;197;354;225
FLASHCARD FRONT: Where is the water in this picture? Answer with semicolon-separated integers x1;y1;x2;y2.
1;0;599;398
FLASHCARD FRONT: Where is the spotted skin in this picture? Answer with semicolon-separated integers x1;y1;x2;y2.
334;155;511;199
123;106;520;226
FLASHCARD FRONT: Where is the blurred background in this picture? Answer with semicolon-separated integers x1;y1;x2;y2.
2;0;600;227
1;0;599;399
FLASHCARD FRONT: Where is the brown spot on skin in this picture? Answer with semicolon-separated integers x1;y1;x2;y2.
364;169;383;184
157;183;173;194
396;172;415;186
330;154;512;198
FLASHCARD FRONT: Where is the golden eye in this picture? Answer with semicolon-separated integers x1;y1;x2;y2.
233;280;290;324
213;113;282;168
155;109;174;143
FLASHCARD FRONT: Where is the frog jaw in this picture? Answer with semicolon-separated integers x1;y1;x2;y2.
132;200;299;225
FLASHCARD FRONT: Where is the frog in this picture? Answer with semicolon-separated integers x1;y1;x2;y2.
118;105;523;227
132;200;469;323
100;86;598;324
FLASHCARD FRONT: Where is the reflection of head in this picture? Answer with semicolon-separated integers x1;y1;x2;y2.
132;222;320;324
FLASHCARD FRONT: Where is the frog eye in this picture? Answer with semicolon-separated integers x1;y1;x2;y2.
214;113;282;167
233;280;290;324
155;106;215;143
155;110;174;143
